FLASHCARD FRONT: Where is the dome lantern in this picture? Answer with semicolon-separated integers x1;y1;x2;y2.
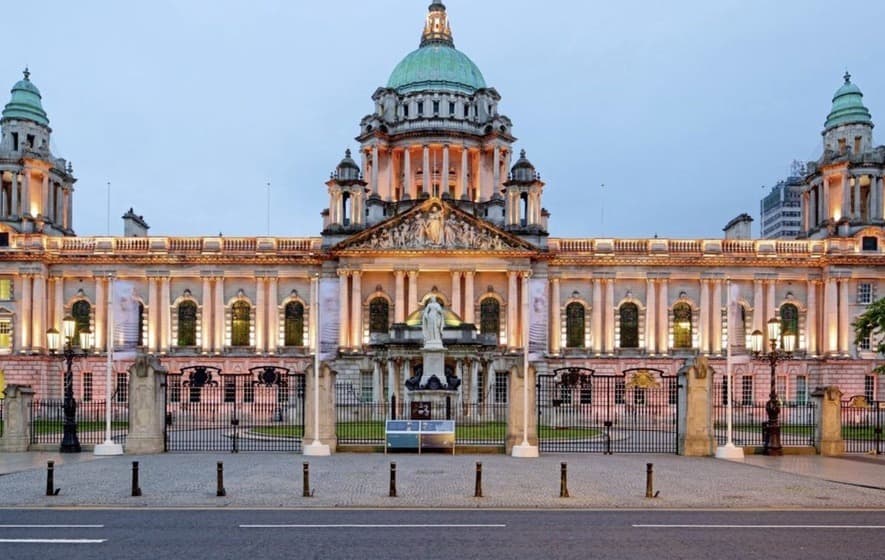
1;68;50;127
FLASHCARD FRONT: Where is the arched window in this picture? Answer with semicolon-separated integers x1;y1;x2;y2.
284;302;304;346
369;297;389;334
673;302;692;349
619;302;639;348
231;301;251;347
71;300;91;341
137;302;145;347
565;302;585;348
177;301;197;347
780;303;799;339
480;298;500;343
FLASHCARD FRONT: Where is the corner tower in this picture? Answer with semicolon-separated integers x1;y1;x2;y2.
0;69;76;236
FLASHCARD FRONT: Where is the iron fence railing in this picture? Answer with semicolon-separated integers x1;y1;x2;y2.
0;399;4;437
29;399;129;445
714;401;816;447
842;399;882;454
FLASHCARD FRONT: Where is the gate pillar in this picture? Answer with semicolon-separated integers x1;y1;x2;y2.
811;386;844;456
507;363;538;454
678;357;714;456
125;354;168;454
305;363;337;453
0;385;35;452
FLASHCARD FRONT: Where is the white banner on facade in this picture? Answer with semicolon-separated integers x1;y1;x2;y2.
319;277;340;361
528;277;548;359
112;280;140;359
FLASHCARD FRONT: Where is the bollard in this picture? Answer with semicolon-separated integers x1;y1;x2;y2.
474;462;483;498
46;461;59;496
217;461;227;497
645;463;654;498
389;462;397;498
131;461;142;497
302;462;311;498
560;462;570;498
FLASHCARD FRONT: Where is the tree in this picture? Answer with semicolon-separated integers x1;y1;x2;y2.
854;297;885;374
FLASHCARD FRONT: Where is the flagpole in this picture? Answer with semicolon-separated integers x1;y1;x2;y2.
304;273;330;456
512;272;538;458
95;275;123;455
716;280;743;459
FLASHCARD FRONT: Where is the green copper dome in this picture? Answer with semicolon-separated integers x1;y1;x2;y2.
1;69;49;126
387;2;486;95
824;72;872;131
388;45;486;95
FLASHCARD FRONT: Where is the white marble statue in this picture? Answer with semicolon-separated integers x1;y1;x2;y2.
421;296;444;349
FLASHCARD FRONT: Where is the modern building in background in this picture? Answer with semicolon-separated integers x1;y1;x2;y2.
760;166;804;239
0;2;882;446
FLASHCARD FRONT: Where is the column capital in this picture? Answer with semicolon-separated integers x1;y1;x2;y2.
394;269;405;278
408;270;419;278
337;269;351;278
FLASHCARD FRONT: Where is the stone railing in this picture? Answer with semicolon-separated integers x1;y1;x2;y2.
548;237;858;258
3;235;322;257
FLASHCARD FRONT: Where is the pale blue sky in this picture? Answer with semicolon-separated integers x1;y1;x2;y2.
3;0;884;239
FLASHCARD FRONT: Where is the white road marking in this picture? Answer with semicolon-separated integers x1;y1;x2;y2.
0;524;104;528
0;539;106;544
634;524;885;529
240;524;506;528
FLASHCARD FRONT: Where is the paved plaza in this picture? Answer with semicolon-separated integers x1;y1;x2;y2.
0;451;882;509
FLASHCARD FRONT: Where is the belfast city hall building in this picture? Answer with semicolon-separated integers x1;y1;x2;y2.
0;2;882;454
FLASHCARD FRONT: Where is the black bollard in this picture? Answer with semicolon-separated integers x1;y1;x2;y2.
645;463;654;498
389;462;397;498
560;462;570;498
302;462;311;498
131;461;142;497
474;462;483;498
217;461;227;497
46;461;59;496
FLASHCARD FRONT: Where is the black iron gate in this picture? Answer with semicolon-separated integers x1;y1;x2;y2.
537;367;679;453
165;365;305;453
842;396;882;454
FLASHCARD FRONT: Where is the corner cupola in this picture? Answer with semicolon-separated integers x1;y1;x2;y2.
323;149;369;239
1;68;50;127
823;72;874;155
502;150;548;243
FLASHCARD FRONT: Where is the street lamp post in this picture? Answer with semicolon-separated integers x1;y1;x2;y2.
47;316;93;453
749;317;796;456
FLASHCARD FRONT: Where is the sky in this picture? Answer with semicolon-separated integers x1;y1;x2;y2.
3;0;885;240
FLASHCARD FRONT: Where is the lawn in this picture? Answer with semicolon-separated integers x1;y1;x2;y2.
30;420;128;435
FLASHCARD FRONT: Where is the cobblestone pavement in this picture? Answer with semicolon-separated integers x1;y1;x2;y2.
0;452;883;509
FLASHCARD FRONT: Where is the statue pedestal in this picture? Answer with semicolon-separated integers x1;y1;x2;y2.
419;348;446;388
407;390;457;420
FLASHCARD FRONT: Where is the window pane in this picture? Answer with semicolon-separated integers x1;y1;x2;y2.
284;302;304;346
72;300;91;340
480;299;500;343
369;298;389;334
619;303;639;348
673;303;692;349
780;304;799;338
565;303;585;348
231;301;251;346
177;301;197;346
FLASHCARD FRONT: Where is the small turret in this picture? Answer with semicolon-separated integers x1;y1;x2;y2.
323;149;368;235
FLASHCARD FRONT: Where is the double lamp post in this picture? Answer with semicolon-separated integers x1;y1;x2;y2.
46;315;93;453
749;316;796;456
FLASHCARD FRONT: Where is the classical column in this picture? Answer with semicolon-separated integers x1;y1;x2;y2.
53;276;64;333
422;145;430;194
310;275;319;353
338;271;350;349
387;359;396;402
752;280;764;334
371;145;379;194
766;281;776;324
403;148;411;199
824;278;838;355
408;270;419;316
147;277;158;352
160;276;171;353
373;360;382;404
711;280;723;354
520;271;531;347
11;172;18;216
838;279;849;355
806;279;818;356
658;278;669;353
351;271;362;348
21;170;30;216
201;277;212;353
213;277;225;352
451;271;462;319
604;278;615;353
699;280;710;353
874;175;884;220
460;145;469;200
822;177;830;222
646;279;657;354
18;274;31;351
591;278;602;353
394;270;405;323
95;276;106;352
255;277;266;353
40;174;49;218
550;278;561;354
507;271;518;348
492;145;501;192
802;191;810;231
463;271;475;324
267;277;278;353
442;144;450;195
31;274;45;351
841;171;850;220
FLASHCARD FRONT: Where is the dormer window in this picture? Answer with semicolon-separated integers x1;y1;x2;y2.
433;100;440;115
11;133;18;151
449;102;455;115
464;105;469;118
417;101;424;115
26;134;34;148
404;104;409;117
854;136;862;154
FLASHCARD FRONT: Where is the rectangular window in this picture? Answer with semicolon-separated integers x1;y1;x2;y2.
559;385;572;405
82;372;93;403
0;319;11;352
579;384;592;404
464;105;470;118
741;376;753;406
170;379;181;403
720;379;729;406
189;386;201;403
0;278;12;300
615;379;626;405
449;102;455;115
243;381;254;404
865;375;876;403
668;378;678;405
432;100;439;114
277;383;290;404
403;105;409;117
477;370;485;403
417;101;424;115
494;372;508;404
223;378;236;403
859;333;871;351
360;370;373;403
633;387;646;406
858;283;873;304
795;376;807;404
115;372;128;403
854;136;862;154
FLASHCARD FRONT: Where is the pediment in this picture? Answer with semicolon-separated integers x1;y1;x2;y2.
332;198;538;253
